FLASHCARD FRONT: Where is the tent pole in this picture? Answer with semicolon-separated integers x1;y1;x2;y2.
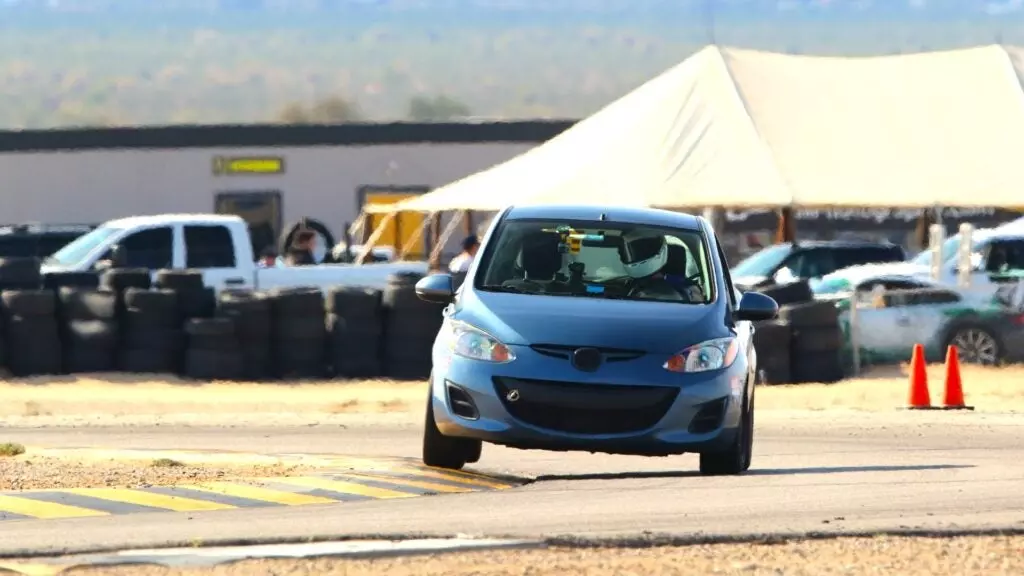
429;211;465;272
462;210;475;237
355;211;398;265
775;207;796;243
428;213;443;269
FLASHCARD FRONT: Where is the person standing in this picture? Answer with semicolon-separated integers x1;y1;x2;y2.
448;235;479;273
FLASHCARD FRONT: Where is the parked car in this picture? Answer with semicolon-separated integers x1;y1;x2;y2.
810;268;1024;366
39;214;428;292
731;240;906;292
411;204;778;476
0;223;95;259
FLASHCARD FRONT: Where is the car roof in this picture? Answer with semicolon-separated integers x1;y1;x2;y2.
787;239;902;249
104;214;244;228
503;204;704;231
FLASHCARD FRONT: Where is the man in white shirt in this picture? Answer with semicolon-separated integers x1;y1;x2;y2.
448;235;480;273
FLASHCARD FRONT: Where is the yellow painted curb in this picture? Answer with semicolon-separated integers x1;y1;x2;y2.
1;451;522;522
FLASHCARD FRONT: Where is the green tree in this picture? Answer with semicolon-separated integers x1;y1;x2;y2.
407;95;471;121
275;96;363;124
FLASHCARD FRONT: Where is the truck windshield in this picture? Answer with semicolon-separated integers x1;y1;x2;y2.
44;226;122;266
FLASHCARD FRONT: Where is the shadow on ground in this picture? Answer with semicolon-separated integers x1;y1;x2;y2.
532;463;973;482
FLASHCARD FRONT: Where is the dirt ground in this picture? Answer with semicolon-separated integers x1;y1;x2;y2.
0;364;1020;427
45;535;1024;575
0;451;312;491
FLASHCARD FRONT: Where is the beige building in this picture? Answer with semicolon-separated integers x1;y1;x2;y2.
0;121;573;260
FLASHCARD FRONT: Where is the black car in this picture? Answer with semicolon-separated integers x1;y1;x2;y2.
0;223;96;260
731;240;906;291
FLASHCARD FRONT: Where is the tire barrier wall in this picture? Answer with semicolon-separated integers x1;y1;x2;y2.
0;255;844;383
752;280;846;385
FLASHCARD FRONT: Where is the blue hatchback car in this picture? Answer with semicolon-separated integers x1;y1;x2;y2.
414;205;779;476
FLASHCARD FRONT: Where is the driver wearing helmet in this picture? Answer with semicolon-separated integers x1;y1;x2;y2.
620;231;703;301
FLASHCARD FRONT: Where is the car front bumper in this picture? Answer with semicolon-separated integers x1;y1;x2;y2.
430;343;749;456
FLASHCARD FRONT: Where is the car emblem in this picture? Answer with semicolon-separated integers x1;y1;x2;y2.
572;347;603;372
506;389;521;402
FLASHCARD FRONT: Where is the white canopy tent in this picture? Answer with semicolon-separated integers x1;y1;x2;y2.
367;44;1024;214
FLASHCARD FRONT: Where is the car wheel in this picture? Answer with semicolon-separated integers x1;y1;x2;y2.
422;387;481;470
698;382;753;476
947;324;1001;366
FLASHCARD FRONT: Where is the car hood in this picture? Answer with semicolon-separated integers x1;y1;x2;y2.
454;290;725;355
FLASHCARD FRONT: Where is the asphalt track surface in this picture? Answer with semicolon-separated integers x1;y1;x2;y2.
1;410;1022;556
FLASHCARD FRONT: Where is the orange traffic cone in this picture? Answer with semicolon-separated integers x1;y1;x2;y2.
906;343;935;410
941;345;974;411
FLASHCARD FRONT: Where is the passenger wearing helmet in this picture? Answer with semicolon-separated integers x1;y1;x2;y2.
620;231;702;301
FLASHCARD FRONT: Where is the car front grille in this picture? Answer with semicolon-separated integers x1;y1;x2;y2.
493;377;678;435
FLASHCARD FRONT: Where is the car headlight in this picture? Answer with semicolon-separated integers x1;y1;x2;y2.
447;320;515;363
663;337;739;373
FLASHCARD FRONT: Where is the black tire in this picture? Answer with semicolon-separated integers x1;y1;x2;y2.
699;381;754;476
269;287;324;317
778;301;839;328
100;268;152;292
65;319;119;348
943;322;1003;366
154;269;205;292
791;326;843;354
278;218;336;263
1;289;56;317
177;287;217;319
422;386;480;470
757;280;813;307
117;347;177;374
184;349;245;380
326;286;382;319
0;257;42;289
64;346;118;374
58;288;118;321
43;271;100;291
790;352;845;383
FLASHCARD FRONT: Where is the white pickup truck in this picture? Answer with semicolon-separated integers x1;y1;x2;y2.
39;214;429;292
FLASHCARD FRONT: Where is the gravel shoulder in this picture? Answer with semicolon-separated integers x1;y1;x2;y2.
0;450;313;491
0;365;1020;428
39;535;1024;575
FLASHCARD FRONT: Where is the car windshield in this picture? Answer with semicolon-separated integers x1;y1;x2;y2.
44;225;122;266
910;234;978;266
731;244;791;277
476;219;714;304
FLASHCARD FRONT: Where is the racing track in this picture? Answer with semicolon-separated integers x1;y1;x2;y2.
0;410;1022;556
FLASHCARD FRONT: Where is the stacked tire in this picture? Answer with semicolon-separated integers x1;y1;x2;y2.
758;280;814;307
183;317;244;380
154;270;216;321
58;288;119;373
269;287;327;379
781;301;845;384
117;288;181;374
0;257;42;373
1;289;62;376
0;257;42;291
216;290;273;380
43;271;100;291
752;320;792;385
382;272;445;380
326;286;384;378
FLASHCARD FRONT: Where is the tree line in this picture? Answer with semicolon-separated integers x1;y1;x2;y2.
276;94;471;123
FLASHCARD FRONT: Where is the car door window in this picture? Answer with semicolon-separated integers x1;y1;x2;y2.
184;225;236;268
784;249;836;279
985;239;1024;274
118;227;173;269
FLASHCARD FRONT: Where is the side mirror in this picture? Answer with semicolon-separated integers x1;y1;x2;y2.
734;291;779;322
415;273;455;304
